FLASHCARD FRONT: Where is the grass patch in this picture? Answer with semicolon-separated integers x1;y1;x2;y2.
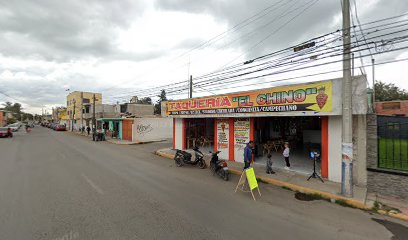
372;200;381;211
378;138;408;171
281;186;293;191
371;200;401;214
335;199;357;209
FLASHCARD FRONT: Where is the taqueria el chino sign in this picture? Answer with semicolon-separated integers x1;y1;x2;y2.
166;81;332;116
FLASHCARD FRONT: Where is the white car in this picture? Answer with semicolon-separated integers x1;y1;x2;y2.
7;123;21;132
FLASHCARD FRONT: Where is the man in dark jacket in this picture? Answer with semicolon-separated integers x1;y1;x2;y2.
244;141;254;169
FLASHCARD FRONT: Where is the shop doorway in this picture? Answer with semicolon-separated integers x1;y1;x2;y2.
185;118;215;153
253;116;322;175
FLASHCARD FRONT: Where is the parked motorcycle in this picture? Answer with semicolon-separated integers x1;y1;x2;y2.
173;147;206;169
209;150;229;181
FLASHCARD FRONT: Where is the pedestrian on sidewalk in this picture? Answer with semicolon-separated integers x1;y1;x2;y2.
86;126;91;136
283;142;290;170
244;141;254;170
266;153;275;174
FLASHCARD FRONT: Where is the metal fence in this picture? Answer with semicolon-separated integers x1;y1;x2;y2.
377;116;408;172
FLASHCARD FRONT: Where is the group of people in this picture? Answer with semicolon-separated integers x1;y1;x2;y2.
80;126;92;135
244;141;291;174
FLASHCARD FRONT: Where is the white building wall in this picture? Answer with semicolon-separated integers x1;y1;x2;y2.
328;116;342;183
174;118;183;149
132;118;173;142
215;119;230;160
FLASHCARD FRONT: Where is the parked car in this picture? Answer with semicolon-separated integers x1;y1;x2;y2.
0;127;13;138
54;124;66;131
6;124;19;132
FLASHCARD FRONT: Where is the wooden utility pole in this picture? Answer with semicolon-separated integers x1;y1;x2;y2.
341;0;353;197
92;94;96;140
72;100;76;132
80;92;83;131
189;75;193;98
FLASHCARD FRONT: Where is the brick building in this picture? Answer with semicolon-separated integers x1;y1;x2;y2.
375;100;408;116
0;110;12;127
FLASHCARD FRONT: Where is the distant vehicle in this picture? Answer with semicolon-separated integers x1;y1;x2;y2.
6;124;19;132
0;127;13;138
54;124;66;131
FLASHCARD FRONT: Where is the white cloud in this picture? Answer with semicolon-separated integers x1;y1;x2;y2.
0;0;408;114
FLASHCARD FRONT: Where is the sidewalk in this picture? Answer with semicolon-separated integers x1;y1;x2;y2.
155;148;408;221
69;130;165;145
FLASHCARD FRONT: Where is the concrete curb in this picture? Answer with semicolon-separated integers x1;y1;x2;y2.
107;139;167;145
155;149;408;222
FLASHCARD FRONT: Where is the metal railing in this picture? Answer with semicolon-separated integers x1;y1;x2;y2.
377;117;408;172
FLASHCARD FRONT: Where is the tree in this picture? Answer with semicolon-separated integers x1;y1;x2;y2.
375;80;408;102
136;97;152;105
2;102;23;120
6;118;16;125
154;89;167;115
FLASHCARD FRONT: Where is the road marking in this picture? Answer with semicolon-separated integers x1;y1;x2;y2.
81;174;104;195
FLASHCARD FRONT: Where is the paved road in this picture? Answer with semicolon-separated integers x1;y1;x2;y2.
0;127;407;240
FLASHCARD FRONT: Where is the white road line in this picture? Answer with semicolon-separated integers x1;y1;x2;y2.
81;174;104;195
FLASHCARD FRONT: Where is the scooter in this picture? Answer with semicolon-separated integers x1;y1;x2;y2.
173;146;206;169
209;150;229;181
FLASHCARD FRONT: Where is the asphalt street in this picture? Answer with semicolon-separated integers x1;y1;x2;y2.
0;127;407;240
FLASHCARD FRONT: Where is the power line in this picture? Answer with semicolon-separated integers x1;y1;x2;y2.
106;14;408;101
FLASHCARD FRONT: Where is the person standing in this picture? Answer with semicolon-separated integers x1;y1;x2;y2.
244;141;254;170
283;142;291;170
86;126;91;136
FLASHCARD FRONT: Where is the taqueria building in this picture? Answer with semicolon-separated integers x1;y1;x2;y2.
162;76;369;185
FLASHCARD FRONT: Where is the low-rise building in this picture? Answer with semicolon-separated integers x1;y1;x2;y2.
66;91;102;130
0;110;13;127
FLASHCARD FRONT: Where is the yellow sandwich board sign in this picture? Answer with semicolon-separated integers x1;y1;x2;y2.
246;167;258;191
235;167;261;201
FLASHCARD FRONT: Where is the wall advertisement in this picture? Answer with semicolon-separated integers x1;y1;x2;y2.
166;81;332;116
217;119;229;149
234;118;250;162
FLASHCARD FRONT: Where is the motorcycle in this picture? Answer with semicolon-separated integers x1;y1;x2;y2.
209;150;229;181
173;146;206;169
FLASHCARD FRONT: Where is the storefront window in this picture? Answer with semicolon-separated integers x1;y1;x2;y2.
185;118;214;150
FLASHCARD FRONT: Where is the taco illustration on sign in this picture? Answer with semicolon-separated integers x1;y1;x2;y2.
316;87;328;109
221;122;226;132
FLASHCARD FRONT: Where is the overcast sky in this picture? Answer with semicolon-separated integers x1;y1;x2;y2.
0;0;407;114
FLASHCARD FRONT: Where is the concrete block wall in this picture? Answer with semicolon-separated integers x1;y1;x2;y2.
366;114;408;200
127;104;154;116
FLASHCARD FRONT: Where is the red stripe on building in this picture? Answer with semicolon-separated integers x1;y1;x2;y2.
173;118;176;149
229;118;235;161
250;117;255;163
214;119;218;152
182;119;186;150
321;116;329;178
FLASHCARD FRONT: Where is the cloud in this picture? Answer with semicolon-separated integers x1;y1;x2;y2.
1;0;408;114
0;0;147;61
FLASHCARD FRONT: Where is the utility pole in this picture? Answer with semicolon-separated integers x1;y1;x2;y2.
341;0;353;197
372;58;376;112
351;53;354;76
189;75;193;98
92;94;96;141
72;100;76;132
80;92;83;131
